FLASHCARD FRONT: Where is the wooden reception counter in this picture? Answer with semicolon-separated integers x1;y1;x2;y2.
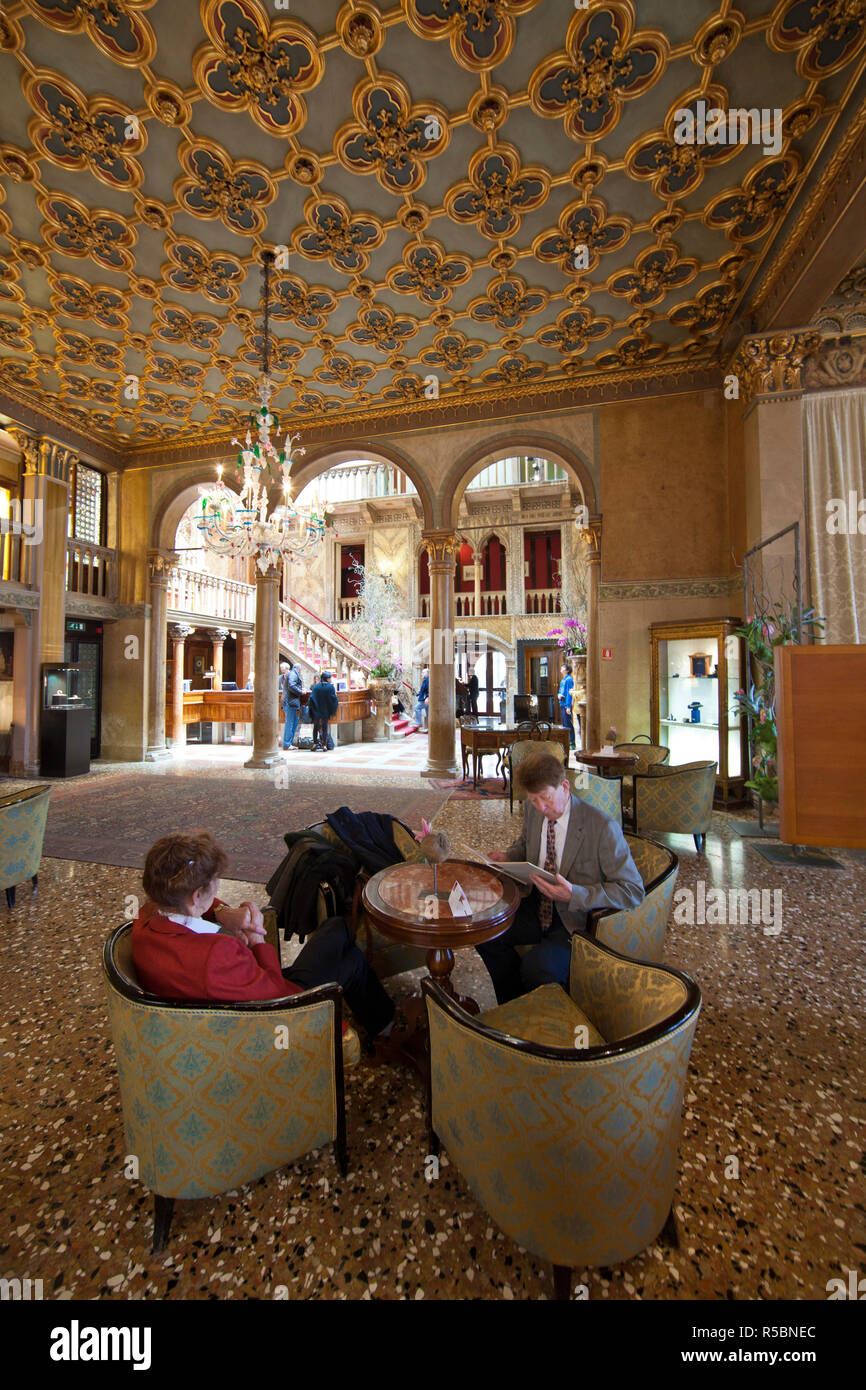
167;687;372;733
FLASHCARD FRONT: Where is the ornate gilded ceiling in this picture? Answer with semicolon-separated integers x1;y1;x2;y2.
0;0;865;458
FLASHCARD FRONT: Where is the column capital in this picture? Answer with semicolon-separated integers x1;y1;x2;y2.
421;530;457;566
206;626;230;644
728;329;822;405
170;623;194;642
6;428;77;481
579;514;602;564
147;549;179;581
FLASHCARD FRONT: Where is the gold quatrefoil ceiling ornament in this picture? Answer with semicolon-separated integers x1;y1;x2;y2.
0;0;863;449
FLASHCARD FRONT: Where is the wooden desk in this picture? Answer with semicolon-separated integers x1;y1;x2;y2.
460;725;571;786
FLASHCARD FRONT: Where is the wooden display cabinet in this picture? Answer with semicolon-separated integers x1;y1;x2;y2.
650;617;747;804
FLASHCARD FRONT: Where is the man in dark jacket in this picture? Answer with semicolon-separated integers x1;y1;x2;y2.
468;671;479;717
280;660;304;749
308;671;339;751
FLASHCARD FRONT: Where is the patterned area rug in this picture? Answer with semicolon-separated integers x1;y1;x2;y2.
430;777;508;800
42;774;450;882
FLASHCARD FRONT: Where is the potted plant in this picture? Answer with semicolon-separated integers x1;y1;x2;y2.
732;600;824;808
546;617;587;656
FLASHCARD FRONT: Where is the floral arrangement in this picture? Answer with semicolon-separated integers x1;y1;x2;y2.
348;559;406;684
362;635;404;682
732;600;823;802
546;617;587;655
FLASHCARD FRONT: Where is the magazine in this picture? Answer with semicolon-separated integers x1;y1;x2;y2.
458;844;558;886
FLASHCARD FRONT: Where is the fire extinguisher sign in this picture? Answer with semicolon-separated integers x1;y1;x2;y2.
601;648;613;660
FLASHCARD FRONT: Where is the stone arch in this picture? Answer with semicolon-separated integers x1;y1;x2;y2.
443;430;598;525
150;468;242;552
412;626;513;662
291;440;435;528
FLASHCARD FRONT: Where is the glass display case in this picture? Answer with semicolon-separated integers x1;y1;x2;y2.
42;663;94;711
40;664;92;777
650;618;747;803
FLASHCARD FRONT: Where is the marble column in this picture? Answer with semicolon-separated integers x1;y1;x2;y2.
207;626;229;692
8;431;75;775
170;624;193;749
473;558;482;619
237;631;253;691
581;517;602;751
146;550;177;761
421;531;458;779
245;562;282;769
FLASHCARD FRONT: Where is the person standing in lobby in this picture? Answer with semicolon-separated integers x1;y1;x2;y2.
468;671;479;717
309;671;338;751
280;660;304;750
557;661;575;749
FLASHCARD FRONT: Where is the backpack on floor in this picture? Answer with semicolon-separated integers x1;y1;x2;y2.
266;830;358;942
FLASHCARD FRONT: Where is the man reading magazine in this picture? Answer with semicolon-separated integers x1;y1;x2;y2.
477;751;644;1003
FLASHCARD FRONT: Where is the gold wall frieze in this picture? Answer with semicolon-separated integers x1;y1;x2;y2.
728;328;823;404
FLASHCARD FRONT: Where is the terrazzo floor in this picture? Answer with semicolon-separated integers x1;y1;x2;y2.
1;752;864;1301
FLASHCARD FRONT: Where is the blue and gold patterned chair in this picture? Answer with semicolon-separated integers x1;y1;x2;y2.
586;833;678;964
103;921;355;1253
615;740;670;823
424;934;701;1298
306;818;428;978
567;767;622;824
0;784;51;909
633;760;717;852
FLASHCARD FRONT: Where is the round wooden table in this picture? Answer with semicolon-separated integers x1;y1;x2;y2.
574;750;638;779
363;861;519;1068
363;860;519;1010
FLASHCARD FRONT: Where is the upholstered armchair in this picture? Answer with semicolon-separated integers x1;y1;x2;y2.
103;921;356;1253
615;740;670;823
307;818;427;978
586;833;678;964
633;760;717;852
507;736;566;813
424;934;701;1297
0;785;51;909
567;767;622;824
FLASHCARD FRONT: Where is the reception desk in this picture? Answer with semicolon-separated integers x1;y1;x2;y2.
168;688;372;743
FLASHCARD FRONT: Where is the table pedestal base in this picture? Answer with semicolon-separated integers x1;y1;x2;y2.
387;947;480;1075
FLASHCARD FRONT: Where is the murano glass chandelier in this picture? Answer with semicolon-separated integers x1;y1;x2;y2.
198;250;333;572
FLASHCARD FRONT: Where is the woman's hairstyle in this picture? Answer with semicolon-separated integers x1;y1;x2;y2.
142;831;228;912
517;752;568;795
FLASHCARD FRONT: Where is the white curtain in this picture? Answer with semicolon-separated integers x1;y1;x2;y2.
803;389;866;643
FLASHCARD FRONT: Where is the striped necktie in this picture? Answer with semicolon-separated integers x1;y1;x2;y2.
538;816;557;930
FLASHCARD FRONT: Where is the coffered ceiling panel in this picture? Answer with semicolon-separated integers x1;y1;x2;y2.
0;0;864;455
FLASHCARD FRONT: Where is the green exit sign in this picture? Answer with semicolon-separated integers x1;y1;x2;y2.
67;622;86;632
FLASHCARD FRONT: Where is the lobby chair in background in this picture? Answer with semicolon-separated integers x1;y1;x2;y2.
0;784;51;909
633;760;718;853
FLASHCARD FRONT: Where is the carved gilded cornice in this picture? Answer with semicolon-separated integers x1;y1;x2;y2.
728;329;822;404
803;333;866;391
752;110;866;330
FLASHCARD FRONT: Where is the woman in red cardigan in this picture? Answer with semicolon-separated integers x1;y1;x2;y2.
131;830;394;1042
